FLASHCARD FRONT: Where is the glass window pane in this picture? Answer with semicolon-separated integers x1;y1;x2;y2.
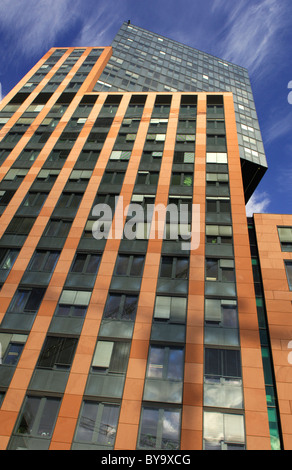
97;404;120;446
206;259;218;280
222;268;235;282
160;257;173;277
29;251;46;271
122;295;138;321
86;254;101;274
115;255;129;276
25;288;45;312
43;251;59;272
139;408;159;449
56;305;71;317
16;397;41;435
130;256;144;276
9;290;30;312
175;258;188;279
168;348;184;380
205;348;221;376
104;294;121;319
76;401;99;442
37;398;60;437
71;254;87;273
3;343;24;365
147;346;164;379
161;410;180;450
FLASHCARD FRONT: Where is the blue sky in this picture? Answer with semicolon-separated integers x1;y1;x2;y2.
0;0;291;216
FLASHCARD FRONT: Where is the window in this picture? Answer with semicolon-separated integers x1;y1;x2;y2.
4;169;28;181
91;341;131;374
0;333;27;366
55;289;91;318
284;261;292;290
206;172;229;189
206;258;235;282
74;401;120;447
8;288;46;314
44;219;72;238
22;192;48;209
0;248;19;271
103;294;138;321
153;296;187;323
206;197;231;214
205;348;241;379
5;217;35;235
146;133;166;143
56;192;83;209
114;254;145;277
110;150;131;161
58;289;91;307
203;411;245;450
13;396;61;439
101;171;125;185
175;134;195;144
138;406;181;450
70;253;101;275
0;190;16;205
146;346;184;381
206;152;228;164
69;170;92;182
37;336;78;370
136;171;159;186
205;299;238;328
47;149;70;163
206;225;233;245
278;227;292;252
207;120;225;131
36;170;59;183
159;256;189;279
171;172;193;187
28;250;59;273
173;151;195;164
77;150;100;163
168;196;193;216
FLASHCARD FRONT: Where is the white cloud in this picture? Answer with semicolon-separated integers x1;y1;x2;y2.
0;0;121;60
214;0;288;78
263;109;292;145
246;191;271;216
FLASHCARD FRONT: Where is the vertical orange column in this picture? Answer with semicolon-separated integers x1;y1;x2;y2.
0;93;109;450
181;93;206;450
224;94;271;449
114;93;181;450
49;93;158;449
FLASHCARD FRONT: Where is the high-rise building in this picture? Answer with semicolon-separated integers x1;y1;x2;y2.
0;21;290;451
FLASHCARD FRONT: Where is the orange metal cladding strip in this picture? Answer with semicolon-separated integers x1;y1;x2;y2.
0;96;110;449
0;92;128;449
224;93;271;449
0;48;74;181
82;47;113;93
0;47;100;181
0;48;104;233
0;48;68;112
253;213;292;449
181;93;206;450
49;93;156;449
0;90;93;321
114;93;181;450
0;48;74;147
